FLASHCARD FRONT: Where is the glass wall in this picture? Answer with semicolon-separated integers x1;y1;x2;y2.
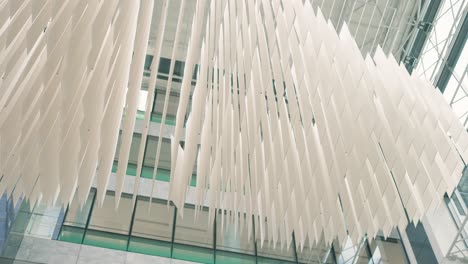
129;197;174;257
58;189;337;264
10;199;62;239
216;211;256;263
173;205;213;263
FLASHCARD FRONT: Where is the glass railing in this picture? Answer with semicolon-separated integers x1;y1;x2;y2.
58;190;331;264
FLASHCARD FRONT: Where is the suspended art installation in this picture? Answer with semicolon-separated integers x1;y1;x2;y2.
169;0;468;250
0;0;467;252
0;0;153;206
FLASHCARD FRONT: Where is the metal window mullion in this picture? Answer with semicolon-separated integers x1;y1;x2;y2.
54;205;69;240
126;196;139;251
252;215;258;264
292;231;299;263
81;188;97;244
170;206;178;258
213;212;217;263
436;12;468;92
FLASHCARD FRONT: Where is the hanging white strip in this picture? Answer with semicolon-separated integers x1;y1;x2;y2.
113;0;153;206
128;0;175;207
0;0;148;208
172;0;467;249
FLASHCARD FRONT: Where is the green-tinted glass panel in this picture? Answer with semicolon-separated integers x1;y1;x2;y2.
87;192;132;235
143;137;158;173
256;218;296;262
11;210;31;234
141;165;155;179
156;168;170;182
126;163;138;176
83;229;128;251
59;226;84;244
216;212;255;256
172;243;213;264
158;57;171;75
112;162;177;183
128;236;171;258
63;189;95;228
297;238;331;263
174;205;212;249
216;250;256;264
132;198;174;241
112;160;118;173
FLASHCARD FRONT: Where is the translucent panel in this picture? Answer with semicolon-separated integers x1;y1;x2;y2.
87;192;132;235
174;205;213;248
64;189;96;228
132;197;174;241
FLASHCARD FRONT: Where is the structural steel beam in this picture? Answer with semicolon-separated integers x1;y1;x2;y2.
436;13;468;93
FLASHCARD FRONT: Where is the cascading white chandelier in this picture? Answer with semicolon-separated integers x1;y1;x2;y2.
0;0;467;253
169;0;468;250
0;0;152;207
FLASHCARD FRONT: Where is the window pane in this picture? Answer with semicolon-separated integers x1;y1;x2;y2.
143;136;158;169
216;250;256;264
173;205;213;263
128;134;142;165
256;217;296;262
131;197;174;241
83;229;128;251
63;189;96;228
82;192;132;251
25;203;61;238
216;212;255;255
87;192;132;235
297;237;332;263
174;205;213;248
173;243;213;264
59;225;85;244
11;201;32;234
128;236;171;258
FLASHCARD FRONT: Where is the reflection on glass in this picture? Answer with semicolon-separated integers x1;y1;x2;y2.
83;192;132;250
132;197;174;241
296;237;333;264
59;189;96;243
216;211;256;263
256;217;296;263
173;205;213;263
